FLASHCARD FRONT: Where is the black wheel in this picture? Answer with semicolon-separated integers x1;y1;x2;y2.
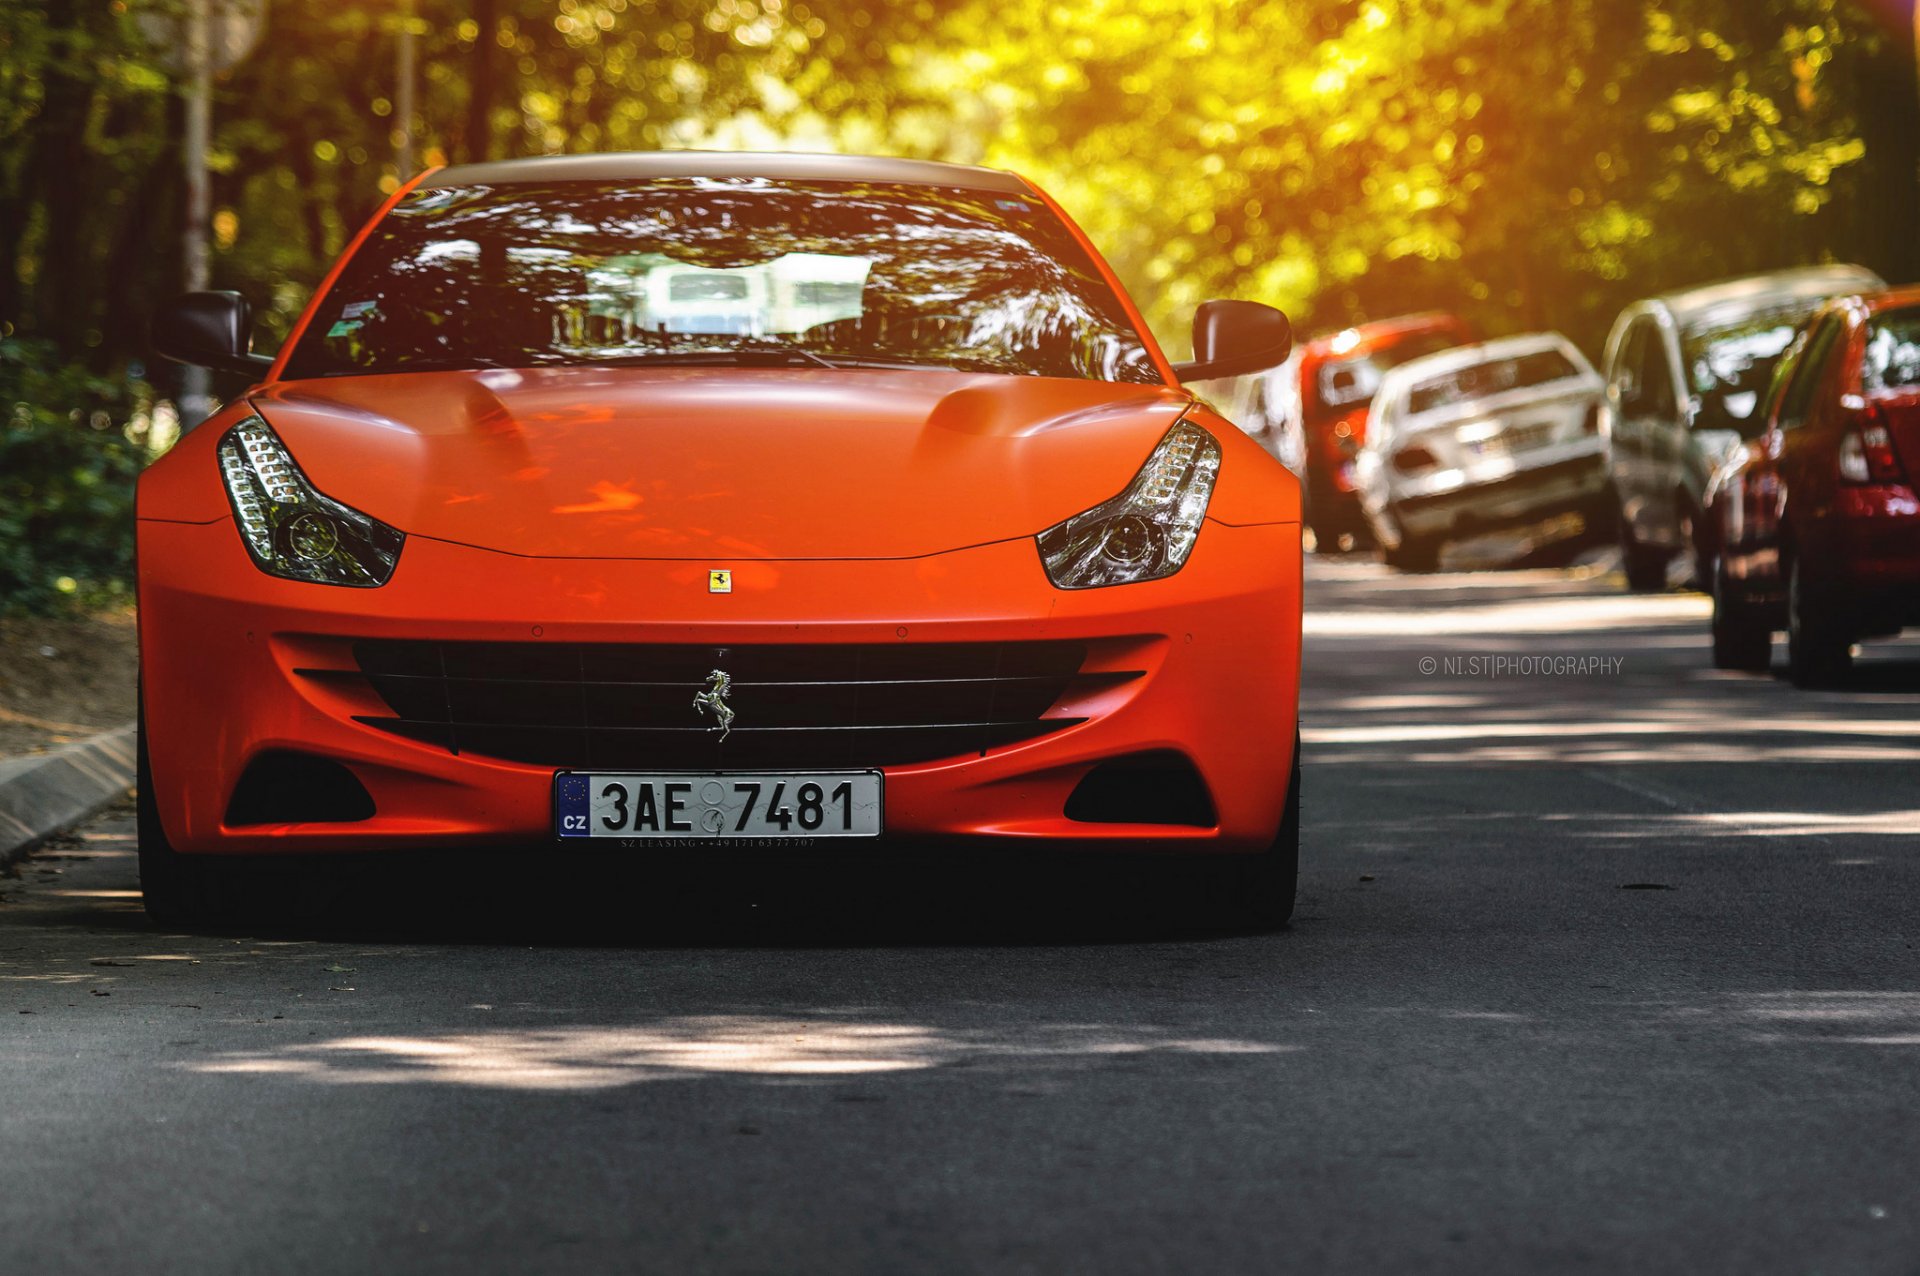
1210;735;1300;933
1307;516;1349;554
137;708;215;929
1619;508;1669;592
1381;532;1441;573
1710;557;1772;672
1786;557;1852;688
1307;489;1369;554
1679;503;1712;593
137;702;260;930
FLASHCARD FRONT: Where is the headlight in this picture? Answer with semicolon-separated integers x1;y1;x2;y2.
217;413;404;586
1037;419;1221;589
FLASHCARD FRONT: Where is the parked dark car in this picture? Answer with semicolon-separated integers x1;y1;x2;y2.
1601;264;1885;592
1707;285;1920;685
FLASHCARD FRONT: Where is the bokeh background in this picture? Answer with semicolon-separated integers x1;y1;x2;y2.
2;0;1918;612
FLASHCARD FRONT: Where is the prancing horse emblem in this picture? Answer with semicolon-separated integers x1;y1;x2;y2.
692;668;734;740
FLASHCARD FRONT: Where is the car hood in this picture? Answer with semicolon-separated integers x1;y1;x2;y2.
252;367;1189;560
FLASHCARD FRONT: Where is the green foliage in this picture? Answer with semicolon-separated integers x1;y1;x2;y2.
0;0;1914;369
0;0;1906;619
750;0;1915;352
0;340;158;616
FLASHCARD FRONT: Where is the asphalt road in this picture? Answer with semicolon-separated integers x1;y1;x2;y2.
5;553;1920;1275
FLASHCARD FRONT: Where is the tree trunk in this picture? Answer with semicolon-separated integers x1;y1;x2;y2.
285;134;333;268
15;1;114;357
463;0;498;163
101;105;178;366
1835;11;1920;284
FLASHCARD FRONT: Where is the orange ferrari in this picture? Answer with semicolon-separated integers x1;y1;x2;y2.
141;153;1303;928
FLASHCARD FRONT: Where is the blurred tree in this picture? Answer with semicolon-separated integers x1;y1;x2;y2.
0;2;173;363
0;337;161;615
0;0;1913;612
770;0;1911;351
0;0;1913;372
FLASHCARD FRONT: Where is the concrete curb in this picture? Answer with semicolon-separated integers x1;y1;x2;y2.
0;724;137;869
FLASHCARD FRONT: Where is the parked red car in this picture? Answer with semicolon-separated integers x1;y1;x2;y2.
1708;286;1920;685
1288;313;1473;549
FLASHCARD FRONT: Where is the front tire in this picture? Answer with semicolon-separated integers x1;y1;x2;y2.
1679;504;1711;593
136;711;218;929
1619;507;1669;592
1210;736;1301;932
137;703;267;930
1786;557;1852;688
1710;558;1772;672
1381;531;1441;573
1307;490;1370;554
1307;515;1349;554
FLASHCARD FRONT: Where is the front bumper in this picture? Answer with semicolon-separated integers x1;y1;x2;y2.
138;516;1302;857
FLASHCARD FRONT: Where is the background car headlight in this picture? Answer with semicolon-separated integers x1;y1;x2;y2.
1037;419;1221;589
217;414;404;586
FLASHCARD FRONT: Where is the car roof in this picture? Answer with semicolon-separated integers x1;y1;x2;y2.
1369;334;1597;421
418;150;1034;195
1298;311;1465;358
1649;265;1886;329
1381;332;1587;385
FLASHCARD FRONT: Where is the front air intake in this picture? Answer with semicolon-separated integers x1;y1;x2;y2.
1065;752;1216;827
225;752;376;826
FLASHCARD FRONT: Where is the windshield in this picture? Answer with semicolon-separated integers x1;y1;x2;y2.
1406;349;1580;415
1306;330;1461;421
1863;309;1920;393
282;178;1161;384
1681;301;1824;427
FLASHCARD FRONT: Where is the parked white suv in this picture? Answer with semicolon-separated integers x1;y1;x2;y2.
1356;333;1606;572
1601;264;1884;591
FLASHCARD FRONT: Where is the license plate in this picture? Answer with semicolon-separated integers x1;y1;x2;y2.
1471;421;1555;456
554;772;882;840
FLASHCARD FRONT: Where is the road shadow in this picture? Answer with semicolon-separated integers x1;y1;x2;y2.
17;834;1306;951
1773;652;1920;695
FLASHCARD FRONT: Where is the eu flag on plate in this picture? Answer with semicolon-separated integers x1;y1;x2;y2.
555;774;591;837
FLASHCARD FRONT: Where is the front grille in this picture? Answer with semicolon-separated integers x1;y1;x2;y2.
315;639;1126;770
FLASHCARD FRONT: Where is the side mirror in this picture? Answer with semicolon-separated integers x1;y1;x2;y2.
1172;300;1292;382
1696;391;1766;440
152;291;273;378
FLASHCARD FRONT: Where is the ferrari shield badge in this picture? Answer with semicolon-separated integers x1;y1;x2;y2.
708;569;732;593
